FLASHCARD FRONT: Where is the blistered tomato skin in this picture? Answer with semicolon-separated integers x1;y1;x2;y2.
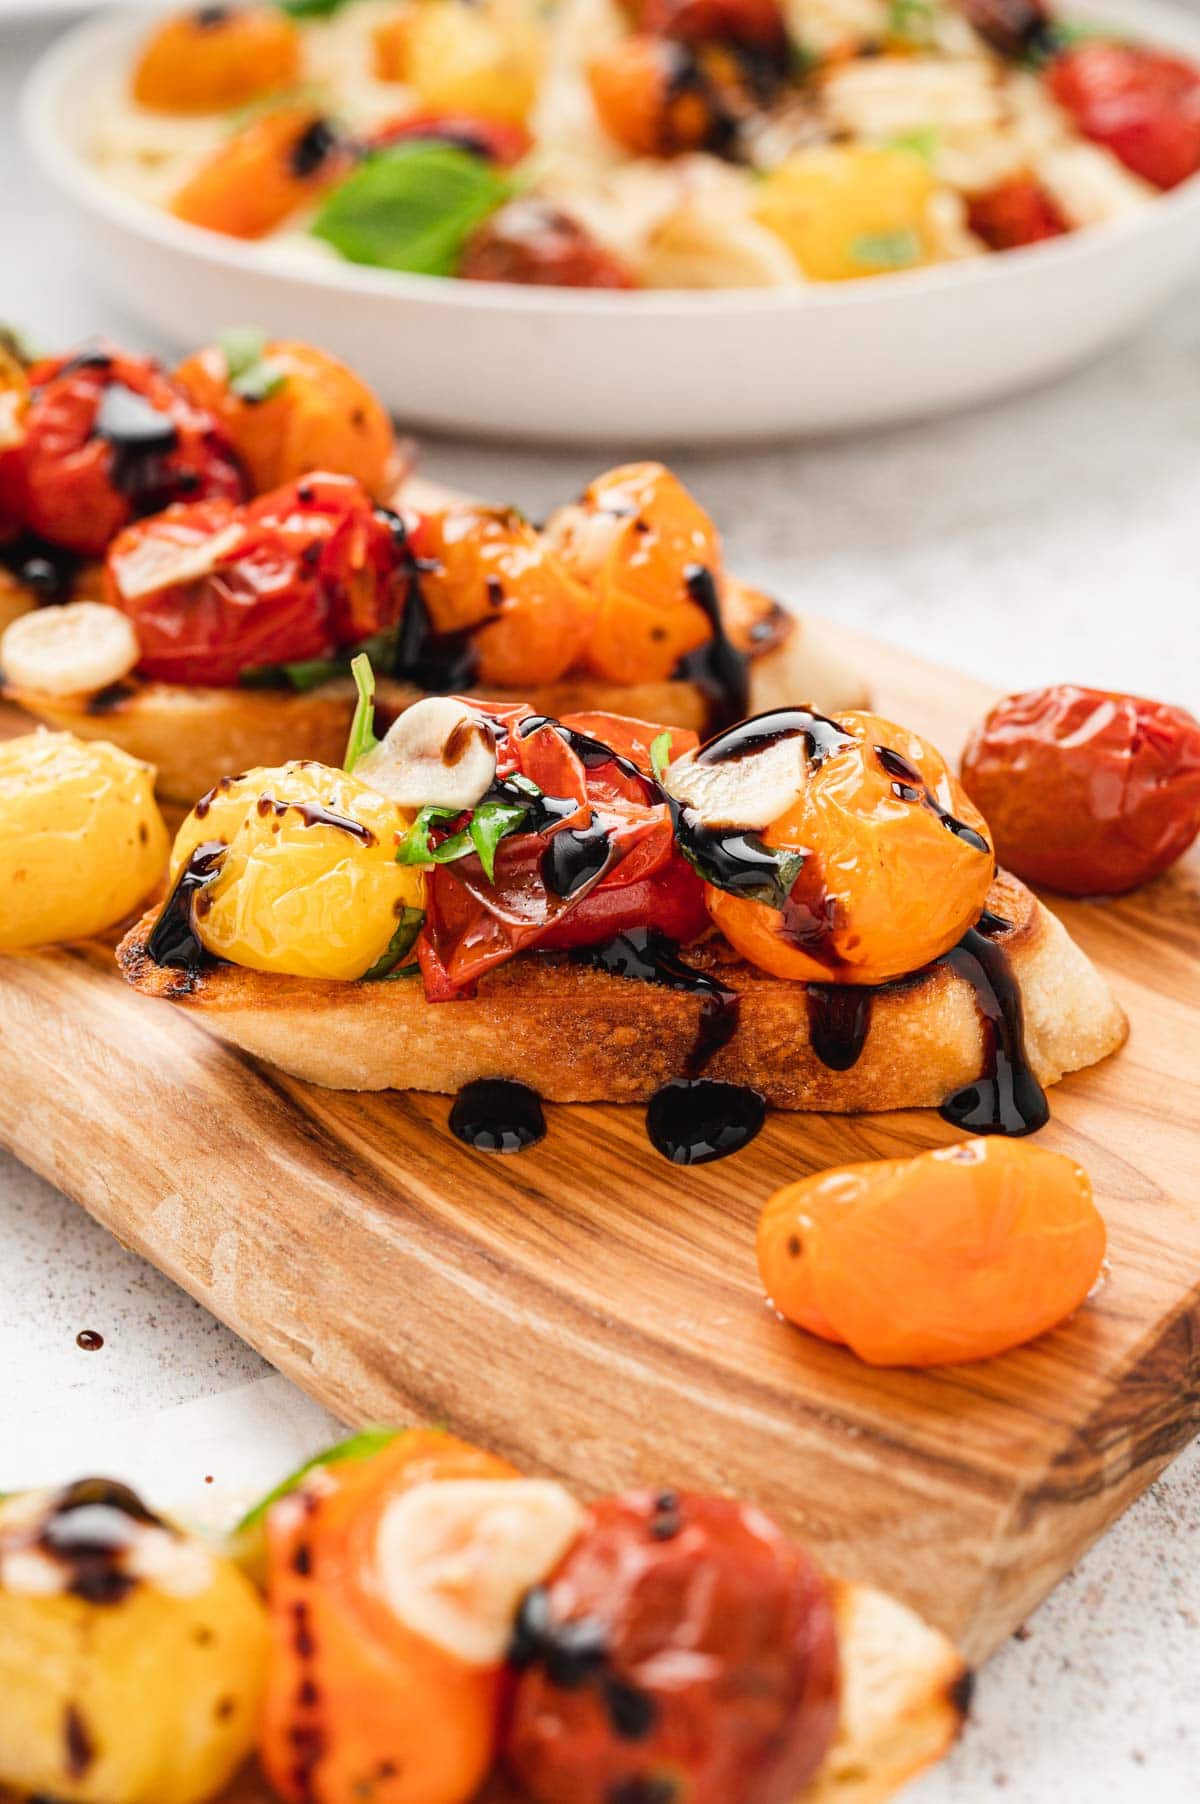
505;1490;840;1804
132;5;301;114
1048;43;1200;191
0;349;245;559
706;711;994;986
170;762;424;982
0;732;169;952
174;340;399;502
960;685;1200;896
459;200;638;289
171;108;350;239
967;176;1068;250
104;473;410;686
758;1139;1106;1367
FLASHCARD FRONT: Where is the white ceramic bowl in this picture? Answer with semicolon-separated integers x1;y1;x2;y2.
22;0;1200;444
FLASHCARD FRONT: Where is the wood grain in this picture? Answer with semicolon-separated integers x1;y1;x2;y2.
0;629;1197;1667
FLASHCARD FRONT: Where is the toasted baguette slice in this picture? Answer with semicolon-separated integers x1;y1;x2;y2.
118;872;1125;1107
193;1578;970;1804
3;587;866;807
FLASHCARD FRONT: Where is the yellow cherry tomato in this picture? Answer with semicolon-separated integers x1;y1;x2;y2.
705;710;994;985
0;732;168;953
0;1481;267;1804
171;761;424;982
175;339;399;502
132;5;301;115
754;145;937;280
399;0;541;125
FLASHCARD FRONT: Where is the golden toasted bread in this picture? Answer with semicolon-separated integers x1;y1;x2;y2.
118;872;1125;1107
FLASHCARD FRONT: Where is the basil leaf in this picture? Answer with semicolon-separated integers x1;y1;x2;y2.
887;126;939;163
218;324;287;404
649;731;674;782
887;0;935;44
239;628;400;695
467;800;529;882
312;144;510;276
234;1427;400;1538
279;0;355;17
344;652;379;771
395;804;462;867
848;229;923;270
362;905;425;981
675;815;807;913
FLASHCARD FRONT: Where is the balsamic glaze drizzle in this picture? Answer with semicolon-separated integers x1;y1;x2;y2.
0;533;82;605
874;744;991;854
674;564;750;734
509;1588;658;1742
645;1079;766;1166
805;985;873;1072
541;810;613;899
255;793;377;845
93;382;180;508
36;1479;162;1608
699;705;854;770
573;929;739;1076
938;921;1049;1137
384;511;479;693
449;1079;546;1153
146;841;226;975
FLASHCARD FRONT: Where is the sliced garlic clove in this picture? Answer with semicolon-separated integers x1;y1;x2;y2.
375;1478;586;1667
1;601;140;698
357;696;498;813
666;732;810;829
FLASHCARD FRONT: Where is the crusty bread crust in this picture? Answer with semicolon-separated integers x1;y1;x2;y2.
117;872;1126;1107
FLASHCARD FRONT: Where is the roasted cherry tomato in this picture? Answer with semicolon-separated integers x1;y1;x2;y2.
132;5;300;114
104;473;411;686
758;1139;1106;1365
459;200;637;289
0;347;245;559
967;175;1068;249
417;704;707;996
1048;42;1200;190
261;1430;522;1804
544;463;721;685
505;1489;840;1804
171;107;351;238
589;37;732;158
367;111;533;167
638;0;787;51
175;337;399;501
419;503;594;686
960;684;1200;895
692;710;994;985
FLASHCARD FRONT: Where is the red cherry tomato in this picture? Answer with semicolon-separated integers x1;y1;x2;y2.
967;175;1068;249
367;112;533;166
960;684;1200;895
459;200;638;289
417;707;706;996
0;346;245;558
1048;43;1200;190
505;1490;841;1804
104;473;410;687
638;0;787;51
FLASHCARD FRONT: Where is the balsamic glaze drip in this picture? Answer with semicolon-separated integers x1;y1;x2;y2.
384;510;479;692
699;705;854;769
874;744;991;854
674;564;750;734
255;793;377;845
64;1705;95;1779
541;810;613;898
960;0;1057;61
805;985;872;1071
146;841;226;974
290;117;341;180
75;1329;104;1352
510;1588;658;1742
93;382;180;506
938;923;1049;1137
0;533;82;605
449;1079;546;1153
518;715;660;800
86;681;137;715
573;929;739;1076
37;1479;162;1607
645;1079;766;1165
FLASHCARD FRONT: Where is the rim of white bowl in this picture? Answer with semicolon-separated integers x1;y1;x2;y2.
21;0;1200;323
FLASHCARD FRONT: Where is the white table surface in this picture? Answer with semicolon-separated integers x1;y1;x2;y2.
1;12;1197;1801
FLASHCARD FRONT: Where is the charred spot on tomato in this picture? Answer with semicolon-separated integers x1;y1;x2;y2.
35;1478;164;1608
289;118;342;181
509;1587;611;1685
194;4;233;26
607;1780;680;1804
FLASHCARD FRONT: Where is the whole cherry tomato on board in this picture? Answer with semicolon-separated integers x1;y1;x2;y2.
0;347;245;559
967;175;1067;250
1048;43;1200;190
960;685;1200;895
505;1489;840;1804
459;200;637;290
104;473;412;687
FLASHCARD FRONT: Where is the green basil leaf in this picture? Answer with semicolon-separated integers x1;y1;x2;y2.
675;820;807;913
311;144;510;276
848;229;924;270
362;905;425;981
887;126;940;163
887;0;935;44
467;800;529;882
344;652;379;771
395;804;462;867
279;0;355;17
240;628;399;695
218;324;287;404
649;730;674;782
234;1427;401;1538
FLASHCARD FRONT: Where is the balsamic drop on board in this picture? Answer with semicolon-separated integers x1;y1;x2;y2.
645;1078;765;1165
449;1079;547;1153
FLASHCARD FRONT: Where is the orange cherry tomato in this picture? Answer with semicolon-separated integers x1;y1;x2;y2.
758;1138;1106;1366
261;1429;517;1804
960;684;1200;896
171;107;350;239
505;1490;840;1804
588;36;723;157
132;5;301;114
545;462;720;685
0;346;245;558
419;504;593;687
705;711;994;985
175;338;399;501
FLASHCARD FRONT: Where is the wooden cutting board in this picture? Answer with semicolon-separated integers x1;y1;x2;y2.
0;625;1197;1668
